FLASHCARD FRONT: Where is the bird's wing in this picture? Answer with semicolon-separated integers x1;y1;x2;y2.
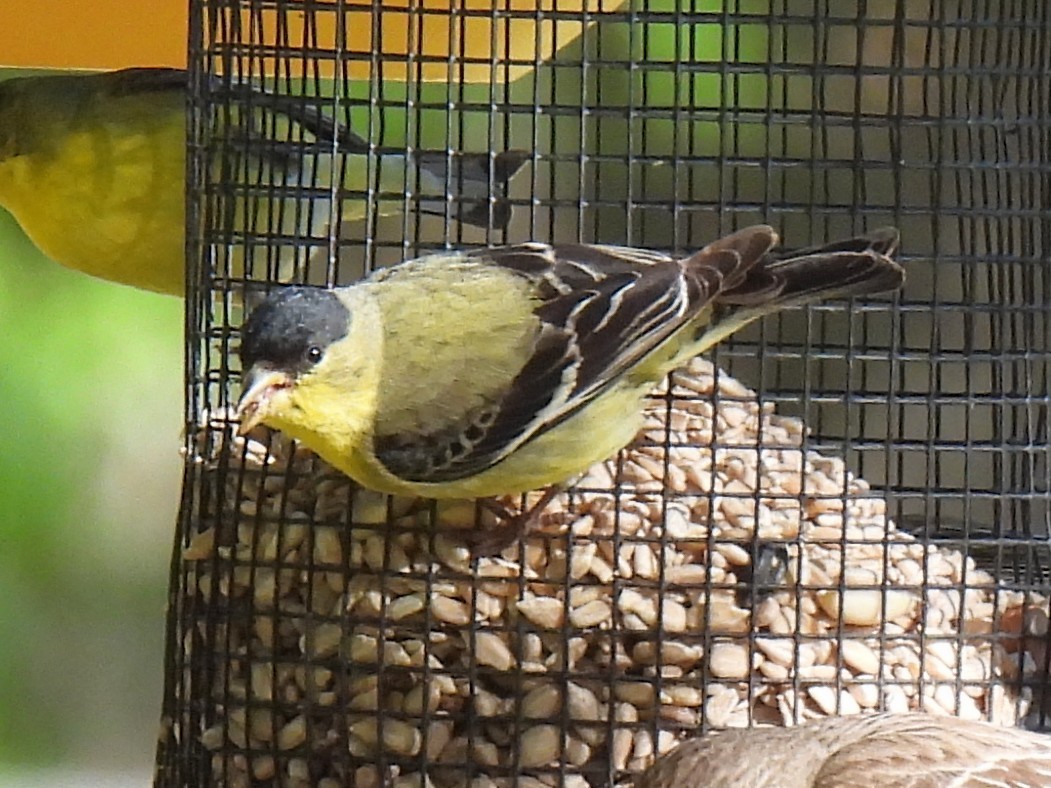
812;713;1051;787
633;715;1051;788
98;67;188;97
373;230;773;483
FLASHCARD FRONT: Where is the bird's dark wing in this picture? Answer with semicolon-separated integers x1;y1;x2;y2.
100;67;189;97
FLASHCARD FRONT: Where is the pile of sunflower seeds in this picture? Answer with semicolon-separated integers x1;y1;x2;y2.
173;357;1048;787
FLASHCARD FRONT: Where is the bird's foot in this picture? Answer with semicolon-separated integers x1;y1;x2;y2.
462;486;562;557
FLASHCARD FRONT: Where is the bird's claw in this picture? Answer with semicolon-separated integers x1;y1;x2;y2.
463;488;562;557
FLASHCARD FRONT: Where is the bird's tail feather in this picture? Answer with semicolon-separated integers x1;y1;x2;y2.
214;77;528;230
689;227;904;349
413;150;529;230
744;226;903;306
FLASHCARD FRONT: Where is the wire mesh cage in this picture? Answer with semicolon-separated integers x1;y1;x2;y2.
156;1;1051;785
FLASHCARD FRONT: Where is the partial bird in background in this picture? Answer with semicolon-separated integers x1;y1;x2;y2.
632;712;1051;787
0;67;527;295
236;225;904;552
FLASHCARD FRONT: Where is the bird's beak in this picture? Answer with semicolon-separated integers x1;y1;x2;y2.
236;366;292;436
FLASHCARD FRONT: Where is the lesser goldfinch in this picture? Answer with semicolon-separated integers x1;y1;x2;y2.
236;225;903;547
634;712;1051;788
0;67;527;295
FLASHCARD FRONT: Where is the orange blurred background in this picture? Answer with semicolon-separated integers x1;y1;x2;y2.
0;0;188;69
1;0;614;80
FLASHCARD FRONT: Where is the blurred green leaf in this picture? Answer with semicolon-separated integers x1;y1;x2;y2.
0;209;178;769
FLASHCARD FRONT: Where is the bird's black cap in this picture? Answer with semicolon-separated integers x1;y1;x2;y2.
240;286;350;374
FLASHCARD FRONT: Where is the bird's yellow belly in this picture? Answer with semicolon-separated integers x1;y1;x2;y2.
0;127;186;295
458;386;648;496
336;381;652;500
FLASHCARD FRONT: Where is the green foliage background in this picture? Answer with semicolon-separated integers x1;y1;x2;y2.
0;208;180;779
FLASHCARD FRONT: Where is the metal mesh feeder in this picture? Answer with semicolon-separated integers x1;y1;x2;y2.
156;2;1051;786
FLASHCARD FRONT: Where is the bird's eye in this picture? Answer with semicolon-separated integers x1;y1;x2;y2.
306;346;323;364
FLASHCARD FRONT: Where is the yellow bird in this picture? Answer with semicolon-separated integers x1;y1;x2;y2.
236;225;903;548
0;67;527;295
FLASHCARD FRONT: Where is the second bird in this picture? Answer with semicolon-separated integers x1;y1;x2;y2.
0;67;526;295
237;225;904;548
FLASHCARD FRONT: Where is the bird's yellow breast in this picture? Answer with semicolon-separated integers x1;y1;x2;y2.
0;104;186;294
316;374;653;501
278;388;650;501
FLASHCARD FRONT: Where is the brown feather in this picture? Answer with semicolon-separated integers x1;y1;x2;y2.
633;713;1051;788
